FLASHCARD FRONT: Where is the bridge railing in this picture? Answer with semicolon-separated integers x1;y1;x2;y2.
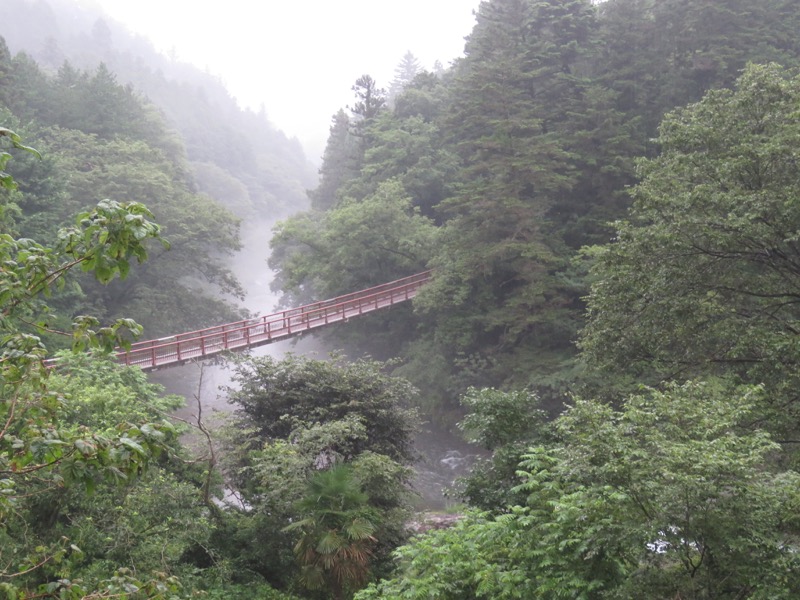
112;271;431;370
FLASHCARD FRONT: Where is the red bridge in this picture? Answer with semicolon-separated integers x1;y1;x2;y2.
112;271;430;371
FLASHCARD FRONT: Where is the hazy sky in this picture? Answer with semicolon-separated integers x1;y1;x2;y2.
88;0;482;160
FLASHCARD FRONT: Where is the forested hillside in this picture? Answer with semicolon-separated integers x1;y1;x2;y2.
0;0;316;337
270;0;800;596
271;0;800;414
358;61;800;600
0;0;315;220
0;46;251;338
4;0;800;599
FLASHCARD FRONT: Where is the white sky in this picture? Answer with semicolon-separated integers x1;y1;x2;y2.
89;0;482;161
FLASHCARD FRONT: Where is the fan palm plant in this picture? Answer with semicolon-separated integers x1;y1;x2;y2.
284;465;378;600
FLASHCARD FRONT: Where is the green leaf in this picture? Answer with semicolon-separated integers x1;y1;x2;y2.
119;437;146;456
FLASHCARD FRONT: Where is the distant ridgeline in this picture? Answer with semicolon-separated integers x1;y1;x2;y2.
0;0;316;221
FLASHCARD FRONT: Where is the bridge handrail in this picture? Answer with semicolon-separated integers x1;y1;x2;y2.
123;270;430;353
114;270;431;367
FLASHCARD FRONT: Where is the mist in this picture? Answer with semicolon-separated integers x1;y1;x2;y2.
82;0;482;159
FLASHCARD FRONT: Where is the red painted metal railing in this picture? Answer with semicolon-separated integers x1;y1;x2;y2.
105;271;430;371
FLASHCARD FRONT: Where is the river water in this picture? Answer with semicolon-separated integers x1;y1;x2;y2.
147;221;480;510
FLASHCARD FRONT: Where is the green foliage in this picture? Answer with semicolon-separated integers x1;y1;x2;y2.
0;195;164;355
456;388;553;510
459;388;547;452
285;465;378;599
228;353;418;468
32;468;208;588
268;0;639;411
521;381;800;599
0;129;190;599
596;0;800;135
185;581;301;600
34;123;244;337
271;109;444;361
67;199;167;283
388;52;422;104
221;354;418;596
355;512;513;600
344;80;459;218
0;125;39;189
0;2;316;219
271;179;436;304
581;62;800;433
357;382;800;599
268;0;800;419
309;110;360;211
48;351;184;432
411;0;631;402
350;75;387;123
0;54;246;339
6;1;800;597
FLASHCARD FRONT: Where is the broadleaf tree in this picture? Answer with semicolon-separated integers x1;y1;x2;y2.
581;62;800;436
220;354;418;595
0;129;183;599
357;382;800;600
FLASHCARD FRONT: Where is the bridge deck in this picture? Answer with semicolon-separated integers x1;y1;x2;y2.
106;271;431;371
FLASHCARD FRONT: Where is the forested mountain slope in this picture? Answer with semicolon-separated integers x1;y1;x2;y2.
270;0;800;415
0;0;316;220
0;0;317;338
0;44;246;337
359;59;800;600
342;1;800;598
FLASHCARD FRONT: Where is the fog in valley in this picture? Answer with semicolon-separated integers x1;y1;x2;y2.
0;0;484;510
148;217;479;510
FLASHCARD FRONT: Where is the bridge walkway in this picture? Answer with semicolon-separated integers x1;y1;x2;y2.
113;271;431;371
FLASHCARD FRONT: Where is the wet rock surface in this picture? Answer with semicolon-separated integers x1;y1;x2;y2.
407;512;464;534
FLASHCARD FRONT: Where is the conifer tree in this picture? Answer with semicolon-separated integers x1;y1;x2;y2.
309;109;359;210
387;51;421;104
416;0;601;396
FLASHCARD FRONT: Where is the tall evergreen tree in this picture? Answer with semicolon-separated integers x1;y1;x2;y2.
387;51;422;104
350;74;386;123
349;74;387;150
415;0;601;399
596;0;800;136
309;109;359;210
